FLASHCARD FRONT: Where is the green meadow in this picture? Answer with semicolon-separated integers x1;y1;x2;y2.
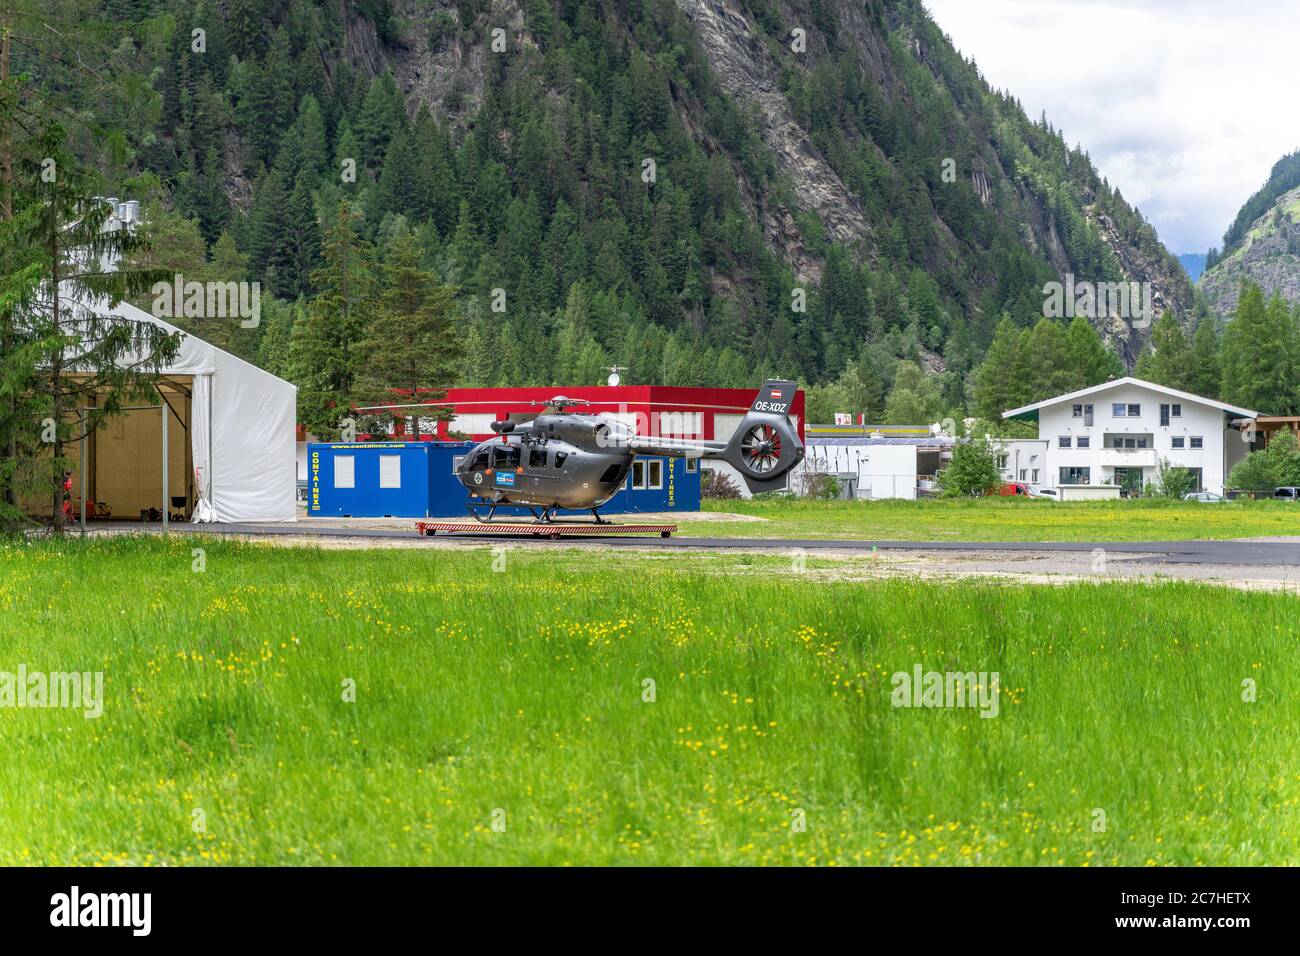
695;496;1300;541
1;535;1297;866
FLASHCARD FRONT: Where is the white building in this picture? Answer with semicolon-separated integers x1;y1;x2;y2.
788;435;955;499
1000;378;1257;495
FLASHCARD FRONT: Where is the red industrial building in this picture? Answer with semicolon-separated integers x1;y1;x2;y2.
373;385;806;445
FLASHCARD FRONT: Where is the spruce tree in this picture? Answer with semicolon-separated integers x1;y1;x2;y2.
1134;312;1191;390
1221;283;1294;413
289;202;375;438
355;230;461;418
1187;317;1221;399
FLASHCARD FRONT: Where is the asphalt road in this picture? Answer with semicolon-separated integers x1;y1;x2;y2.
108;522;1300;567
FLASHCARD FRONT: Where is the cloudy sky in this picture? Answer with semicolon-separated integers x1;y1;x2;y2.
923;0;1300;254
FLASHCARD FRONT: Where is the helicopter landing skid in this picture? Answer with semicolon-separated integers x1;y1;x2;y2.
466;501;557;524
416;519;677;540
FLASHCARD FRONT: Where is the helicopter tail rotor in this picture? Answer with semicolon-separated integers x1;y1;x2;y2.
719;380;804;493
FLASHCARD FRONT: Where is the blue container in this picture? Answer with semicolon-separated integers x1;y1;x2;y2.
308;441;700;518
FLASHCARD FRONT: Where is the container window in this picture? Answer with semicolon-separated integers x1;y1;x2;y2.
334;455;355;489
379;455;401;489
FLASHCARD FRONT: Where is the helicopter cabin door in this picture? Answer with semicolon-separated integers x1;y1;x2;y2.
489;443;521;492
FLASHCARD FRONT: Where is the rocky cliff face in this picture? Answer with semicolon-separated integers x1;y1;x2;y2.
1200;185;1300;316
664;0;1188;362
676;0;871;283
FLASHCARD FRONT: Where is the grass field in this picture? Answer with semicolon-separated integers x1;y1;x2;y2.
2;535;1297;866
694;496;1300;541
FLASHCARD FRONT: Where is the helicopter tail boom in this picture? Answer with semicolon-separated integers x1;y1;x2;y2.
624;380;804;493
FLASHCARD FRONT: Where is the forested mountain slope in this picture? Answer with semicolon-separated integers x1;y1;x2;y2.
45;0;1191;400
1200;151;1300;316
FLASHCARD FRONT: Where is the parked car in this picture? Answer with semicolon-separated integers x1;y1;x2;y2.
998;482;1030;496
1273;487;1300;500
1027;486;1059;500
1183;491;1225;502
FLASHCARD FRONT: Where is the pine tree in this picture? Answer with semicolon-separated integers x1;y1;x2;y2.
275;172;322;299
289;202;375;438
355;230;462;417
972;316;1022;420
1187;317;1221;399
1066;316;1123;386
22;130;180;527
1023;318;1079;397
1221;283;1295;413
1134;312;1191;390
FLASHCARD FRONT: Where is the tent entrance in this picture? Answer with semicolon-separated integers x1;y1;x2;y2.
71;376;194;524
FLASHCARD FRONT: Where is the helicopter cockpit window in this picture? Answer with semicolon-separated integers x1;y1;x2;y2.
528;448;547;468
553;452;568;468
492;446;520;469
470;451;490;470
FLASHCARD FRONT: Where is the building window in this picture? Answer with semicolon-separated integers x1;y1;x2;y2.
646;460;664;490
450;413;497;435
1058;436;1071;448
1112;403;1126;417
1060;466;1090;485
378;454;401;489
1190;436;1203;449
1073;404;1083;418
997;454;1008;469
1076;436;1090;449
1171;404;1181;417
1019;469;1027;480
1128;404;1141;417
658;411;703;437
1171;437;1185;449
1160;404;1169;426
1031;469;1039;483
334;455;355;489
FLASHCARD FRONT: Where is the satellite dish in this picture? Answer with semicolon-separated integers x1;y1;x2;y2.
607;372;621;387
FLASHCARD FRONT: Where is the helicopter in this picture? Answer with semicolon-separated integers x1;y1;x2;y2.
455;380;804;523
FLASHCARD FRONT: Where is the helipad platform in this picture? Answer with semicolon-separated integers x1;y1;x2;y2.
415;521;676;539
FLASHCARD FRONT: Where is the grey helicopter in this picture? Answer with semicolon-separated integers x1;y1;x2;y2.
455;380;804;522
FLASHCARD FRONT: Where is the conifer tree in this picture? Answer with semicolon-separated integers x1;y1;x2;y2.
355;230;462;425
289;202;375;438
1134;312;1191;390
1221;282;1295;413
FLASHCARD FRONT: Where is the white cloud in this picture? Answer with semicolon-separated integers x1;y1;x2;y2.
923;0;1300;253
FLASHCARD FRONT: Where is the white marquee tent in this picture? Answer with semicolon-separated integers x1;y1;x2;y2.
96;299;298;523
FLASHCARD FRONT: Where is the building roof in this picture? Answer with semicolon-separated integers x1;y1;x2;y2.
1002;377;1258;423
806;423;932;437
807;436;956;448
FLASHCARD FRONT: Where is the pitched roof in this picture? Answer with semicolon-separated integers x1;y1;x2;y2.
1002;377;1258;422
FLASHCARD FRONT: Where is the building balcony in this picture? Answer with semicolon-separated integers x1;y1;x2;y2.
1099;449;1157;467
